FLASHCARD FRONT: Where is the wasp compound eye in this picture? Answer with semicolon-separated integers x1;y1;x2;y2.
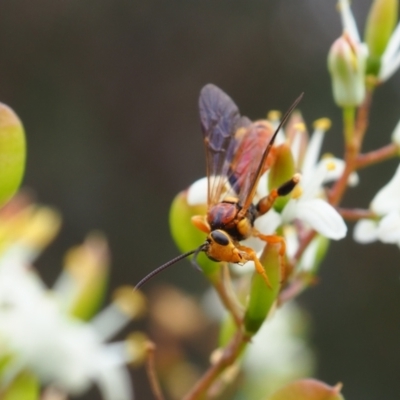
210;230;230;246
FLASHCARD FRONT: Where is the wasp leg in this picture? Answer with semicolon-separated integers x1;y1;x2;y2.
256;173;301;215
253;232;288;283
191;215;211;233
236;244;272;288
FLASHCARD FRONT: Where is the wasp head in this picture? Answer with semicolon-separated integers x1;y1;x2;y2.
205;229;245;264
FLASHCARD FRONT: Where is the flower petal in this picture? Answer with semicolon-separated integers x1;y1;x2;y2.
254;208;282;235
353;219;379;243
290;199;347;240
377;211;400;244
380;50;400;82
338;0;361;42
283;225;299;260
380;22;400;81
319;157;359;187
95;365;133;400
186;177;208;206
298;237;319;272
187;176;236;206
301;128;324;179
371;164;400;215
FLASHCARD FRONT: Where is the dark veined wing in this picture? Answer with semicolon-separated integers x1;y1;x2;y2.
199;84;250;205
229;121;274;206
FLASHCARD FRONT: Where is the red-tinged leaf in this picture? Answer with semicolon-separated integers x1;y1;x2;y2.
0;103;26;207
267;379;344;400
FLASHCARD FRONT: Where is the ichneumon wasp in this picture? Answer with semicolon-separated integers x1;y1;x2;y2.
135;84;302;290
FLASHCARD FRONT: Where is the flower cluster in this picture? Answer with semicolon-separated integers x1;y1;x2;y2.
0;196;147;400
354;164;400;246
329;0;400;108
163;3;400;399
183;112;348;275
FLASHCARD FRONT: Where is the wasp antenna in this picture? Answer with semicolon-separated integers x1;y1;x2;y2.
270;92;304;146
191;242;209;271
134;246;206;290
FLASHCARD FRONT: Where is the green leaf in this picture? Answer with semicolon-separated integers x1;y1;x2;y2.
268;143;295;212
169;191;219;277
0;103;26;207
267;379;344;400
1;372;39;400
244;243;281;335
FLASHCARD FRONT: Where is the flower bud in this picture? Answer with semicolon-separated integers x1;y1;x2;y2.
268;379;344;400
365;0;398;76
64;233;110;320
169;189;218;277
243;243;281;335
0;103;26;207
0;371;39;400
268;143;296;212
18;207;62;255
328;33;368;107
125;332;148;366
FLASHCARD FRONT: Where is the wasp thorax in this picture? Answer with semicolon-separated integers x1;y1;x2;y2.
207;199;256;242
207;202;238;228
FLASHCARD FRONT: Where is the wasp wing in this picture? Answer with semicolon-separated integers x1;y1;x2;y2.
199;84;250;205
235;93;305;215
229;121;274;209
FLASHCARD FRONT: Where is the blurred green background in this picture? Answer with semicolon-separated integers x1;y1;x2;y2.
0;1;400;399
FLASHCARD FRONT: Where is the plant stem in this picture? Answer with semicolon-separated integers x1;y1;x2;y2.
343;106;356;144
183;330;248;400
356;143;399;169
338;207;377;221
329;91;373;205
145;341;165;400
212;266;243;328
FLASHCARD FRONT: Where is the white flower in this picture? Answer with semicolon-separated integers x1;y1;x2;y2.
379;22;400;82
354;164;400;246
353;219;379;244
0;244;145;400
280;121;348;240
242;302;315;396
283;225;328;273
187;176;210;206
370;164;400;215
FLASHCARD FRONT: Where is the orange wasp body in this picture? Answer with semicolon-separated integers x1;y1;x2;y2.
134;84;302;290
192;84;301;287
